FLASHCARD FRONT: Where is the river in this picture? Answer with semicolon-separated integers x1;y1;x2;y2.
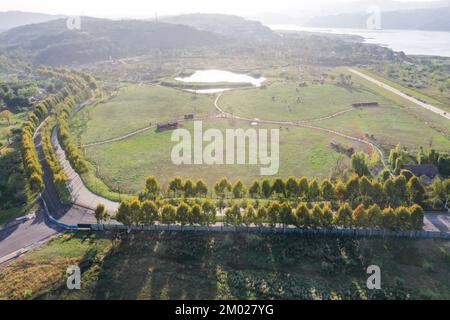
269;25;450;57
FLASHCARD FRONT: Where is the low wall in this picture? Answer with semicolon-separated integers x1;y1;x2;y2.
86;223;450;239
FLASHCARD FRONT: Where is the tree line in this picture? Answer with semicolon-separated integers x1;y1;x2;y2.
20;69;98;194
105;197;424;231
136;173;449;211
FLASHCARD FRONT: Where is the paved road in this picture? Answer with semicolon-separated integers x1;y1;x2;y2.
424;212;450;233
349;69;450;120
0;211;58;265
52;129;119;213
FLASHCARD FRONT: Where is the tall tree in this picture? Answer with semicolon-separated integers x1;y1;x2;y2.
190;204;203;225
232;180;246;198
116;201;132;226
280;202;294;227
168;177;183;197
308;179;320;202
183;179;195;198
242;204;256;227
352;204;368;228
256;206;267;227
176;202;191;227
94;203;106;225
285;177;299;199
261;179;272;199
249;180;261;198
367;204;383;228
271;178;286;198
214;177;232;198
382;207;398;230
393;175;407;205
295;203;310;227
225;204;242;226
129;199;142;226
406;176;425;205
395;206;411;230
141;200;158;225
409;204;424;230
202;199;216;226
333;179;347;204
161;204;176;226
345;175;360;203
322;206;334;228
297;177;309;200
335;203;353;228
195;179;208;198
320;179;334;201
351;151;371;177
144;176;161;200
310;204;323;228
267;202;281;227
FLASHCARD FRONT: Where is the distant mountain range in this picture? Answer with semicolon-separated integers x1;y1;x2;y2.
162;14;274;40
248;0;450;26
0;11;64;33
0;17;225;66
305;6;450;31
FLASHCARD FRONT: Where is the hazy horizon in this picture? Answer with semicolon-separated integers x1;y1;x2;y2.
0;0;447;19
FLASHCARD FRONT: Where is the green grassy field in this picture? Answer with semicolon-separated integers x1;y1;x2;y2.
319;104;450;152
220;81;385;121
72;84;216;144
2;232;449;300
72;66;449;196
84;118;364;193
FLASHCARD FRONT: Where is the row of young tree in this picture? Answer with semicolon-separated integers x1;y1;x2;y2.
107;198;424;231
40;118;70;200
21;69;98;194
138;173;446;210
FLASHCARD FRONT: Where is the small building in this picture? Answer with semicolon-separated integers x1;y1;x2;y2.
156;121;180;132
184;114;194;120
352;102;379;108
402;164;439;178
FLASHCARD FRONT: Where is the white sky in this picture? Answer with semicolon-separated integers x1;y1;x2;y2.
0;0;443;18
